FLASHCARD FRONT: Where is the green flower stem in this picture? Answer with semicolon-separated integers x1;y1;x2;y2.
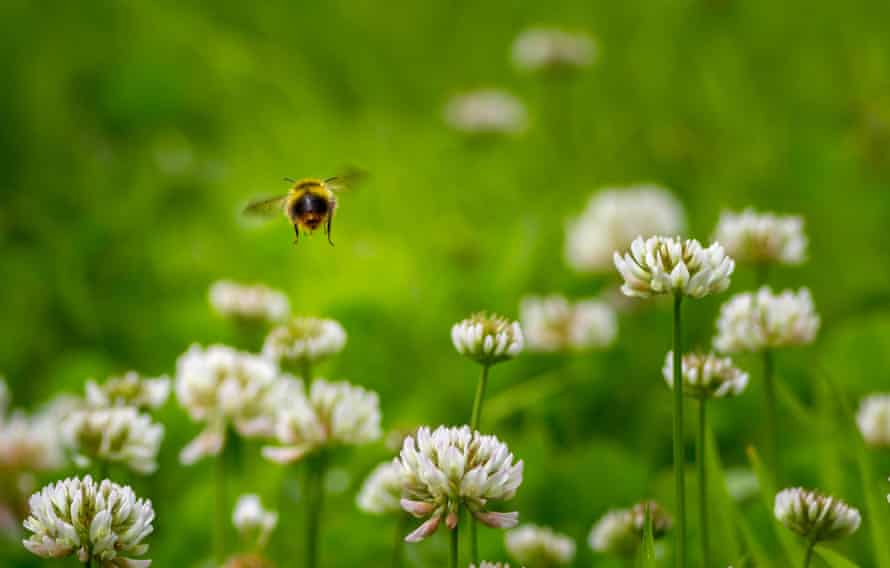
450;519;460;568
696;399;709;568
301;359;314;382
803;540;815;568
672;293;686;568
392;514;406;568
762;348;779;480
305;451;328;568
215;452;227;564
468;363;490;565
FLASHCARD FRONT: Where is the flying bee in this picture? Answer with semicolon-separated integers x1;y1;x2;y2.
243;171;362;245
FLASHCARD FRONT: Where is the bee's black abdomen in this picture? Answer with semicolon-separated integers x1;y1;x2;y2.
292;193;329;217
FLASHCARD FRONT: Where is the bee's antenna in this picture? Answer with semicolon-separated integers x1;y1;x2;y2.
283;177;296;183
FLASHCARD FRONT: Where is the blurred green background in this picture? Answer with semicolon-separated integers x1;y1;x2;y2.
2;0;890;566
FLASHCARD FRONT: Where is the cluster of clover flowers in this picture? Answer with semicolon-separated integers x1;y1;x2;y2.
9;195;890;568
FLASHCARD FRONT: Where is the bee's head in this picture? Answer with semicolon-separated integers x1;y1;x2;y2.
292;192;330;230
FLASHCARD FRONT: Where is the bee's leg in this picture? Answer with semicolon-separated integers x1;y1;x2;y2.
293;224;300;245
326;215;334;246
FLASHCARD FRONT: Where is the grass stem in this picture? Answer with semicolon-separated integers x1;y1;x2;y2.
672;293;686;568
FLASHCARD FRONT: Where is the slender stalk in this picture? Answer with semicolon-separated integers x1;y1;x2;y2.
468;363;489;565
762;348;779;480
803;540;815;568
449;519;460;568
696;400;709;568
214;452;227;563
672;293;686;568
305;451;328;568
301;358;314;382
392;514;406;568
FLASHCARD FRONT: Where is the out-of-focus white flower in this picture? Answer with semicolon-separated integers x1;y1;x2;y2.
774;488;860;542
223;554;276;568
471;563;513;568
662;351;748;399
396;425;523;542
724;467;759;503
85;372;170;411
357;461;403;516
566;186;685;273
614;236;734;299
452;313;524;366
444;90;528;136
262;317;346;369
512;28;595;73
210;280;290;324
0;394;66;474
588;501;671;557
233;494;277;549
506;524;575;566
175;344;282;465
856;394;890;448
713;209;807;266
262;378;381;465
713;287;820;353
22;475;154;567
62;407;164;475
520;295;617;352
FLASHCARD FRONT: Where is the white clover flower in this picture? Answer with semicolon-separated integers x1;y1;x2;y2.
452;313;524;366
444;90;528;136
209;280;290;324
233;494;277;549
774;488;861;542
713;209;807;266
566;186;685;273
175;344;282;464
471;563;513;568
262;378;381;465
23;475;154;567
357;461;403;516
613;236;734;299
62;407;164;475
506;524;575;566
713;287;820;353
662;351;749;399
396;425;523;542
85;372;170;411
511;28;596;73
520;295;617;353
588;501;671;557
262;317;347;369
856;394;890;448
0;392;67;474
724;467;759;503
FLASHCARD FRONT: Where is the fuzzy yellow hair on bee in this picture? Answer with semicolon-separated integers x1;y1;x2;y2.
243;170;363;246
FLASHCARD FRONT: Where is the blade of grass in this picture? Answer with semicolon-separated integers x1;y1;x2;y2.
746;446;802;565
736;513;774;568
704;427;740;562
815;545;861;568
641;502;657;568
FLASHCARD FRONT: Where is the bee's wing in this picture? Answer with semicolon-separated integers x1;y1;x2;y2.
242;194;289;218
324;167;367;193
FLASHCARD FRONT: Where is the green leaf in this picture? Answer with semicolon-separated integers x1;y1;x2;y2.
815;545;862;568
640;502;657;568
746;446;803;565
704;427;741;562
736;513;774;568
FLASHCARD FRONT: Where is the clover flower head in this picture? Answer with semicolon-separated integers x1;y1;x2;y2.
589;501;671;557
713;287;820;353
0;390;66;473
512;28;596;73
725;467;759;503
566;186;685;273
662;351;749;399
520;295;617;352
614;236;734;299
85;372;170;411
713;209;807;266
396;425;523;542
22;475;154;567
262;317;347;368
471;563;514;568
774;488;860;542
62;407;163;475
856;394;890;448
232;494;277;549
452;312;524;366
506;524;575;566
175;344;282;464
444;90;528;136
262;378;381;465
209;280;290;324
357;461;403;516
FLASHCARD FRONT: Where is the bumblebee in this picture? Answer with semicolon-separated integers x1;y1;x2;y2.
243;173;359;245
